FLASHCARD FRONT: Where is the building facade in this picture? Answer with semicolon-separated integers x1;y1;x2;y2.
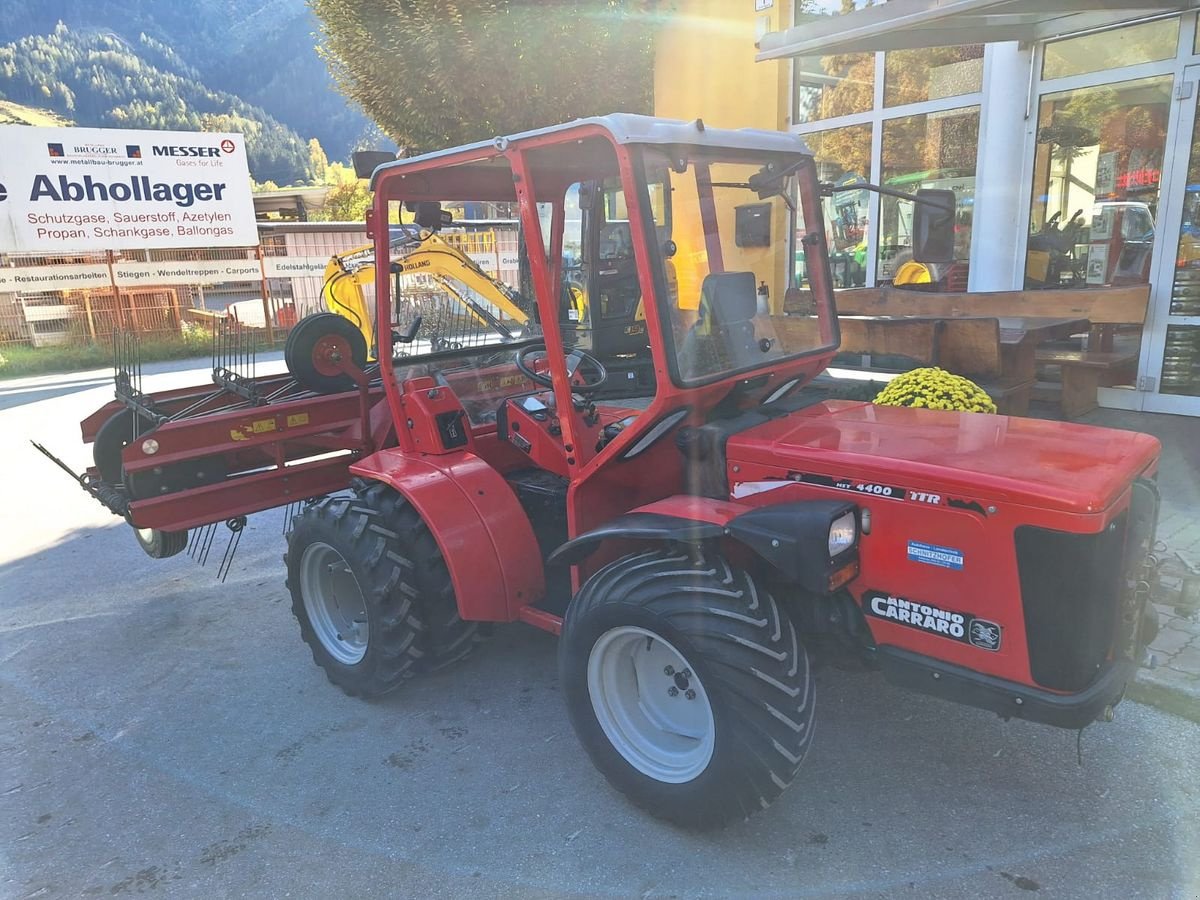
655;0;1200;416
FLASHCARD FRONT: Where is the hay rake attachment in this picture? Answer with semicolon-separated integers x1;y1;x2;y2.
39;316;386;571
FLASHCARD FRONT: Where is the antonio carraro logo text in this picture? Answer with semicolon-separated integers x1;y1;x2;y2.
864;592;1002;651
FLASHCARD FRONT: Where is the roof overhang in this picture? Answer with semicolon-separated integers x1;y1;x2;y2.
369;114;814;196
756;0;1198;60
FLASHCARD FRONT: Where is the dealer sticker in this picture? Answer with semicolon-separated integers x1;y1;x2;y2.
907;540;964;570
864;592;1002;651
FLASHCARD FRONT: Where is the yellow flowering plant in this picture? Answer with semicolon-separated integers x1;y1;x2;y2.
873;367;997;414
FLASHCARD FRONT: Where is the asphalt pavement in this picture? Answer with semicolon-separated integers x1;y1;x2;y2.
2;360;1199;899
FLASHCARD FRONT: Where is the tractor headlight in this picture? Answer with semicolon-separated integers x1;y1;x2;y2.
828;511;858;558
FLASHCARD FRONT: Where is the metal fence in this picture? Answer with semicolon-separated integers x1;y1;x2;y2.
0;223;521;351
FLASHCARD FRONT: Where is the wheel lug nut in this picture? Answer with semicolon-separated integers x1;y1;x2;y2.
663;665;675;676
682;669;692;679
667;686;679;697
685;689;696;700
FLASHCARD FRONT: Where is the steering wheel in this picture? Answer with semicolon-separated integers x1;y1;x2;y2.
516;343;608;394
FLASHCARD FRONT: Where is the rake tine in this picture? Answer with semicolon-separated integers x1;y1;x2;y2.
217;517;246;583
198;522;218;567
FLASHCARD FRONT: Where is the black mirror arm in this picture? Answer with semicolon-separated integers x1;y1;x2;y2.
820;181;954;216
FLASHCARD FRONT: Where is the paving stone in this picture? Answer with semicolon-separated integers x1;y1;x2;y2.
1149;625;1195;658
1164;645;1200;675
1163;615;1200;637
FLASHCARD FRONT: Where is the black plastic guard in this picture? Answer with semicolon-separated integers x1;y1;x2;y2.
548;500;857;595
547;513;725;567
727;500;856;593
877;645;1134;730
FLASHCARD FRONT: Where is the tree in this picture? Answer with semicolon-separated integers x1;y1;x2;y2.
309;138;329;183
308;160;372;222
319;179;372;222
310;0;660;153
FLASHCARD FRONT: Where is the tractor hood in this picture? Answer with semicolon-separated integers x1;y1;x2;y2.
726;400;1160;515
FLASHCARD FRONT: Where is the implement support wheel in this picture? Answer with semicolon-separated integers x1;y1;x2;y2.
132;526;189;559
285;312;368;395
93;407;156;485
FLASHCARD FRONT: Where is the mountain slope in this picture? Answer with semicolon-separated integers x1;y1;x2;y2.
0;98;71;126
0;0;369;160
0;26;312;184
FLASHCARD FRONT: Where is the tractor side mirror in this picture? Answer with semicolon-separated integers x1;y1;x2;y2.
352;150;396;180
407;201;453;231
912;189;956;264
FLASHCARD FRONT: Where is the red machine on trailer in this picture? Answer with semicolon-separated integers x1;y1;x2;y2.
50;116;1162;829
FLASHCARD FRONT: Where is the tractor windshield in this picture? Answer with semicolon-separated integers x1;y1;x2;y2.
642;151;836;386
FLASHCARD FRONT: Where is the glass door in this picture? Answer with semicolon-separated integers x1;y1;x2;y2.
1143;63;1200;414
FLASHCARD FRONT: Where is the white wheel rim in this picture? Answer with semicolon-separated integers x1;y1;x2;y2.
299;542;369;665
587;626;715;783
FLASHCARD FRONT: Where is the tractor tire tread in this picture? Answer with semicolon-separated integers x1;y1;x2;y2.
559;548;815;830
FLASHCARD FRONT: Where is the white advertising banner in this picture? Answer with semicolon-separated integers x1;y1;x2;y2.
0;125;257;252
113;258;263;286
0;263;111;292
263;256;331;279
0;255;340;293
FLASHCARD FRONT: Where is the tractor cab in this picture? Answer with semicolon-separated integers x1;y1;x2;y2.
366;115;840;507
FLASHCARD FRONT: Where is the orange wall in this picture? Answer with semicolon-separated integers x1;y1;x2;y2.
654;0;794;311
653;0;790;132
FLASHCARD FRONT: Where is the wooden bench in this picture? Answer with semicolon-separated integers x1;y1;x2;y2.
834;316;1033;415
1033;349;1138;418
834;284;1152;417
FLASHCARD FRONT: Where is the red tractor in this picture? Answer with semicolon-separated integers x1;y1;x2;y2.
51;116;1162;829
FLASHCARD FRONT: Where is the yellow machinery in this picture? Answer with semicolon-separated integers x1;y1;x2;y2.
322;211;671;397
322;229;537;357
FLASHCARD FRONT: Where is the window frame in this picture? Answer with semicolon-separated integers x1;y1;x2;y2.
789;44;985;288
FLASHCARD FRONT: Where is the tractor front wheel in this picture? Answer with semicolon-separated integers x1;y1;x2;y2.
559;549;816;829
286;482;480;697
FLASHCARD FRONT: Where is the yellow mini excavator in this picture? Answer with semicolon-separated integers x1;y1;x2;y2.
321;227;542;358
320;179;675;397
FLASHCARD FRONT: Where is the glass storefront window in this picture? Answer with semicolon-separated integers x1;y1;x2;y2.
794;54;874;124
884;45;984;107
878;107;979;287
1026;75;1171;289
1162;95;1200;397
1042;18;1179;80
1161;326;1200;395
796;126;873;289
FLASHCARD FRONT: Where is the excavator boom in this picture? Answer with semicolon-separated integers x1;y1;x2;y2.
321;229;531;357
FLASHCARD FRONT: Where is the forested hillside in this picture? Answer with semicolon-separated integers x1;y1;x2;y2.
0;0;369;162
0;26;312;184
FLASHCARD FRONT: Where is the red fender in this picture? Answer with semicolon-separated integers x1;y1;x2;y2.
349;449;544;622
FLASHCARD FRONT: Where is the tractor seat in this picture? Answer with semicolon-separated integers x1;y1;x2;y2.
677;272;764;379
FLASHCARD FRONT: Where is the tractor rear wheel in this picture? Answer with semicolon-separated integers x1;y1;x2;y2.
559;549;815;829
285;481;481;697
